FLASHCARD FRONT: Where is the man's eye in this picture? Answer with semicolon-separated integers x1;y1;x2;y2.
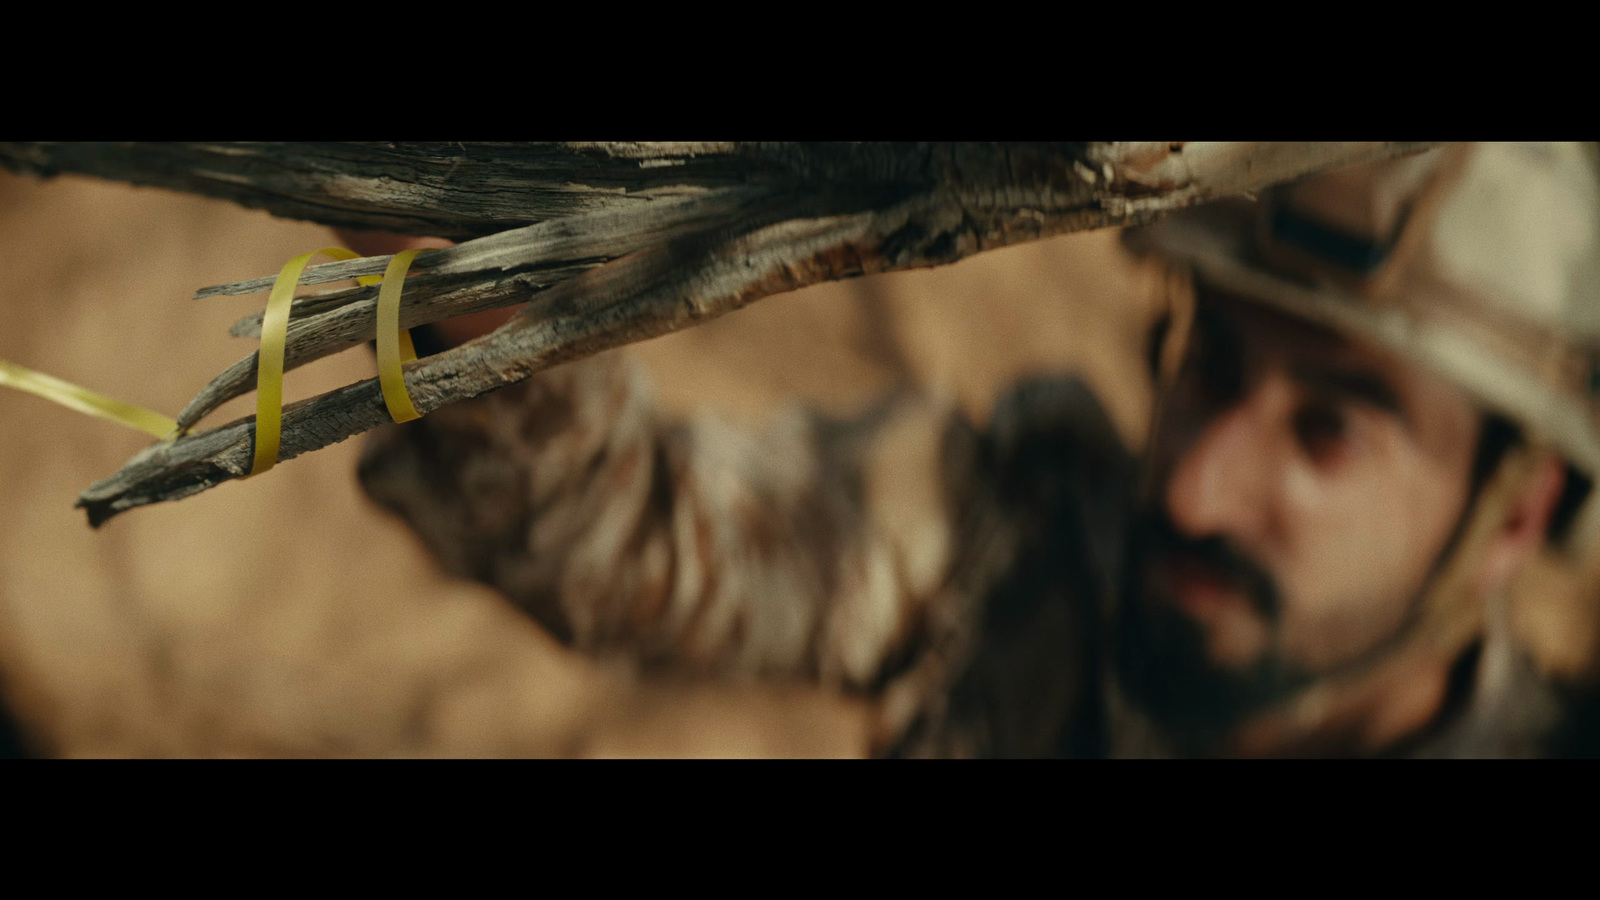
1294;402;1350;461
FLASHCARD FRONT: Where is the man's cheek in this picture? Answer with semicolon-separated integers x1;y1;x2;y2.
1278;589;1407;671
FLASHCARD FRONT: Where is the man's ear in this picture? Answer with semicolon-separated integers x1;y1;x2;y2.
1476;452;1567;594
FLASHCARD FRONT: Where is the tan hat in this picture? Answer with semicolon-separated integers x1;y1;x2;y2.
1133;142;1600;553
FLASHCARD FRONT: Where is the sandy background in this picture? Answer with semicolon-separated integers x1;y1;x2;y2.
2;166;1596;757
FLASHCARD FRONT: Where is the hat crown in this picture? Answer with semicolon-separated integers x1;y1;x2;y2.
1275;150;1439;248
1430;143;1600;340
1265;143;1600;344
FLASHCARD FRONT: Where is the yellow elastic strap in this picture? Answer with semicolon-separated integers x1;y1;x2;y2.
0;358;178;439
251;247;356;476
250;246;422;476
356;262;418;371
374;249;422;423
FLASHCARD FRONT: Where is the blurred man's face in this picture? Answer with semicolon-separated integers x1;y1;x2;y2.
1117;287;1485;739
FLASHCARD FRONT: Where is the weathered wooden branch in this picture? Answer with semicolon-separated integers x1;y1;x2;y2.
176;188;778;429
0;142;771;239
0;142;1437;524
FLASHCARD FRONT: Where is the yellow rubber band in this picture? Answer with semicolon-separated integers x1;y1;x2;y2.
2;244;421;467
0;358;178;439
250;246;422;477
251;247;360;476
359;269;418;364
375;249;422;423
359;267;419;362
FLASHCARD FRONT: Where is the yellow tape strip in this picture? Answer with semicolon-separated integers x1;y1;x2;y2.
0;358;178;439
250;246;423;476
1;245;423;472
375;249;422;423
250;247;358;476
357;268;418;363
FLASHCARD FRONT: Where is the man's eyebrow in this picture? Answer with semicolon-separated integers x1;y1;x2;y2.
1289;365;1405;417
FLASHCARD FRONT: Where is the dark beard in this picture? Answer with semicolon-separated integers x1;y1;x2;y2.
1113;512;1317;750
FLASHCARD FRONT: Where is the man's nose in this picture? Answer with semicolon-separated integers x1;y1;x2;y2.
1164;384;1285;543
